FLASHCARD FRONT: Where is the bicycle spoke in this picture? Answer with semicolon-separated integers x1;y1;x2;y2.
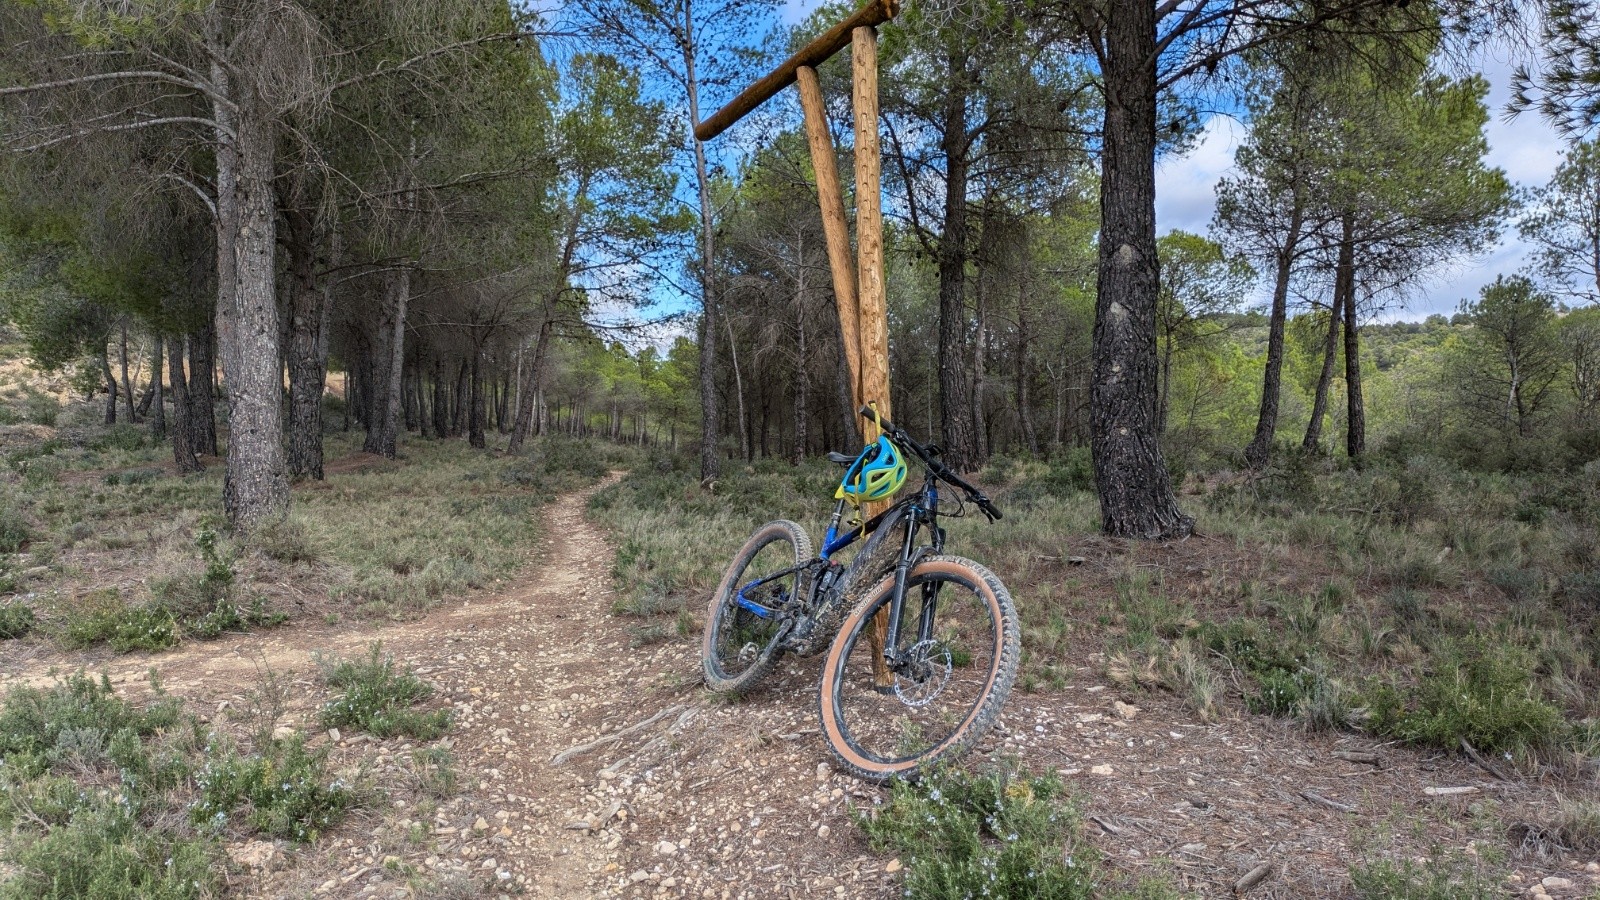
829;567;1002;766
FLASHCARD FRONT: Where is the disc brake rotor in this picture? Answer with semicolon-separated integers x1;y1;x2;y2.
892;639;952;708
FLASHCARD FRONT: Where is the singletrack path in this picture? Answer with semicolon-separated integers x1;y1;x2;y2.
3;476;1595;898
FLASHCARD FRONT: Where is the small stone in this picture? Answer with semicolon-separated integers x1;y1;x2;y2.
816;762;830;779
629;870;650;884
272;724;295;740
327;728;341;742
1542;877;1575;889
1586;862;1600;874
1090;764;1115;776
817;825;830;838
656;840;677;856
885;858;902;873
1112;701;1140;721
226;840;278;870
473;817;490;832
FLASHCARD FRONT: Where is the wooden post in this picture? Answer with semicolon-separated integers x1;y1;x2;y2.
796;65;862;398
853;23;895;689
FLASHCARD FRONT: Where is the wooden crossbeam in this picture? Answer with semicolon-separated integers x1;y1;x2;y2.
693;0;900;142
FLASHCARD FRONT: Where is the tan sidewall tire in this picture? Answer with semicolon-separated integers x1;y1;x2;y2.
816;555;1020;782
701;520;812;694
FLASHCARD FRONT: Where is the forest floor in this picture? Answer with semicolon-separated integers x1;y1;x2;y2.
6;467;1599;899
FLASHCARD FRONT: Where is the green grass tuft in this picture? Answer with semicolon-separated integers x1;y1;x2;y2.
319;643;452;740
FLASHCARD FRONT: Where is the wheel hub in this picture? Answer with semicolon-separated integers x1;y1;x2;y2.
892;639;952;708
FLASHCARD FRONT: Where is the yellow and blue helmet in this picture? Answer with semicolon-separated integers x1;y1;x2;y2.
835;435;908;504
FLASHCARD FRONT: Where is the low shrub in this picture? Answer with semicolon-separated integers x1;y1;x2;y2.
1367;638;1566;754
0;604;34;639
0;503;29;553
1349;851;1502;899
854;767;1099;900
190;734;351;842
320;643;451;740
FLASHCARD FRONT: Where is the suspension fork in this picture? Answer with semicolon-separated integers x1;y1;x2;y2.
878;509;922;669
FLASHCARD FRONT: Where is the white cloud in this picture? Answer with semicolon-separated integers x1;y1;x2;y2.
1155;47;1571;318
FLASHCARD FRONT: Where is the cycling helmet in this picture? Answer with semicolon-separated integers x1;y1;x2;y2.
835;435;908;503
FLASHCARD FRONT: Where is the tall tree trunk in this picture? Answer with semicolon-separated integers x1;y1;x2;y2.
101;348;117;424
1340;211;1364;459
377;267;408;458
362;294;394;455
188;319;218;456
221;110;289;531
937;50;979;472
168;335;203;474
1244;204;1305;469
285;207;326;480
1016;301;1040;457
683;12;721;483
149;334;166;440
432;358;450;438
725;318;750;462
468;347;487;449
1302;287;1345;451
452;358;469;437
793;281;809;463
1092;5;1192;538
119;321;136;424
507;316;554;454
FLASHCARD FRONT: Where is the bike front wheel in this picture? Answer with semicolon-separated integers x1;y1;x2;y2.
817;555;1020;782
702;520;813;694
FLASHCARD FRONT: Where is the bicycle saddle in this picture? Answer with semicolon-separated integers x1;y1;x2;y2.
826;451;855;466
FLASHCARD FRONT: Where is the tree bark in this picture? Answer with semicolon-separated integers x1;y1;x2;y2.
683;0;721;483
1340;211;1364;459
149;333;166;440
168;335;203;474
1244;203;1305;469
362;292;394;455
1302;287;1344;452
468;346;487;449
1091;5;1192;539
432;357;450;438
936;49;980;472
452;358;469;437
378;267;408;458
285;207;326;480
119;321;136;424
221;110;290;531
507;314;554;454
101;348;117;425
188;318;218;457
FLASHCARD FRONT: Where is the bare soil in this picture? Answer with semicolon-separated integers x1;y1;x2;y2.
2;478;1596;899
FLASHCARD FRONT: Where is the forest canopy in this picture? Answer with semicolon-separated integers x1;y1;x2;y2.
0;0;1597;534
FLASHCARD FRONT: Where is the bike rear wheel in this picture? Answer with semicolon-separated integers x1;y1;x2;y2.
817;555;1020;782
702;520;812;694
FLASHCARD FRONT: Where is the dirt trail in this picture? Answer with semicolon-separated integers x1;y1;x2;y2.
4;478;1597;898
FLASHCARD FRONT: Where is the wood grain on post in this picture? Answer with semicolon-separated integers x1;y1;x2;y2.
852;23;894;689
796;65;862;397
694;0;901;142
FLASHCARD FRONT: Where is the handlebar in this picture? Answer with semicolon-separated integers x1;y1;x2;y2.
858;405;1003;522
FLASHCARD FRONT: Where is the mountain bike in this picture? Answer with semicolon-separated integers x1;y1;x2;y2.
701;406;1021;782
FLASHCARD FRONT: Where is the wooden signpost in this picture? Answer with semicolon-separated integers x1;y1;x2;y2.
696;0;901;686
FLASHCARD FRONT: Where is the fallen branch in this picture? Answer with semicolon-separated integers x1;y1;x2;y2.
1332;750;1380;766
550;705;684;766
1459;739;1511;781
1423;785;1479;797
1234;861;1273;895
1088;814;1121;835
1300;790;1356;814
